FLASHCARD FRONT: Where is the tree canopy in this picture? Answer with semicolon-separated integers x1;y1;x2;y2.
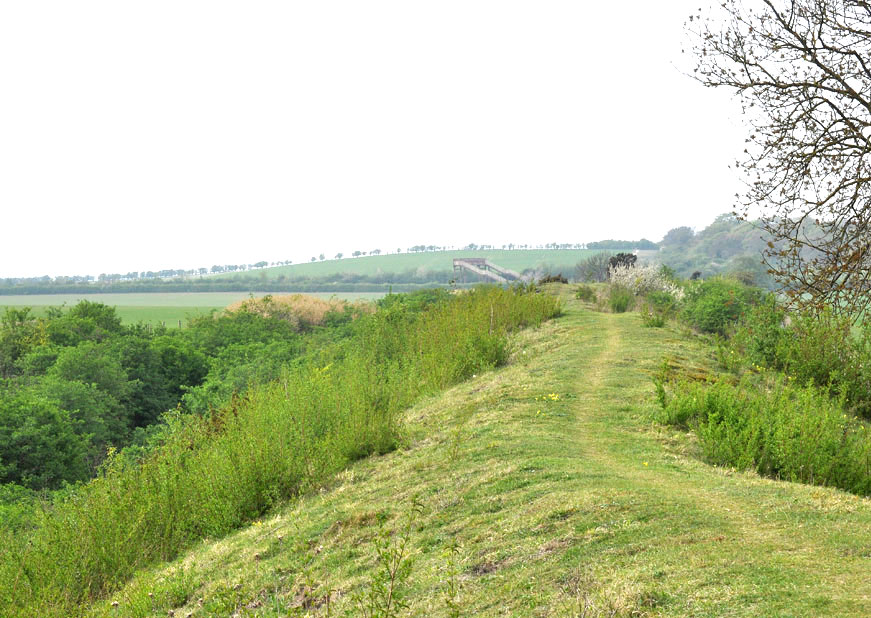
687;0;871;318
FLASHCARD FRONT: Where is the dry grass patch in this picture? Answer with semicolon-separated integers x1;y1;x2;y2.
226;294;373;330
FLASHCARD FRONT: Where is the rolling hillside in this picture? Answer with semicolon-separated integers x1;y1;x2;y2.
85;288;871;617
215;249;596;280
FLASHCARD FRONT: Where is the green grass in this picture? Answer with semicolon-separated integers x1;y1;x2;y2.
79;288;871;617
0;292;385;327
214;249;595;280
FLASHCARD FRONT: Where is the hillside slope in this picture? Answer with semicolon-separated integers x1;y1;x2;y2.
214;249;594;281
90;290;871;617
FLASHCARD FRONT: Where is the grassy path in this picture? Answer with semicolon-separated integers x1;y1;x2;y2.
89;291;871;617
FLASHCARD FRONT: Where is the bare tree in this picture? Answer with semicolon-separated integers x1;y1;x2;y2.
687;0;871;319
575;253;612;283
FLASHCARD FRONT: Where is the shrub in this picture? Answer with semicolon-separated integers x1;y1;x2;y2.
574;253;611;283
609;264;684;300
656;372;871;496
639;304;666;327
575;285;596;302
639;290;681;328
609;285;634;313
681;277;764;336
538;274;568;284
729;295;788;369
732;304;871;418
646;290;679;314
225;294;373;331
0;391;90;489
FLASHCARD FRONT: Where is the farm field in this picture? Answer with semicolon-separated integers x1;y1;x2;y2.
85;288;871;616
0;292;385;327
214;249;597;280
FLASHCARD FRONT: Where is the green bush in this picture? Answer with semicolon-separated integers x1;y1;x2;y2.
731;304;871;418
609;285;634;313
639;304;666;327
655;373;871;496
0;391;90;489
0;483;38;533
575;284;596;302
728;295;787;369
646;290;679;314
682;277;764;336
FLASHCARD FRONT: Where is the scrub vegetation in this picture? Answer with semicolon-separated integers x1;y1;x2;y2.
0;286;560;616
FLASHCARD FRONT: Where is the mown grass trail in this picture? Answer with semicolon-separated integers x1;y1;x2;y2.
89;290;871;617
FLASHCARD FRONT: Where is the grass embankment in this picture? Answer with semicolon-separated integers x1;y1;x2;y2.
85;288;871;617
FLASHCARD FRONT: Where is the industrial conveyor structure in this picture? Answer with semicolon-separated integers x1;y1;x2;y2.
452;258;527;283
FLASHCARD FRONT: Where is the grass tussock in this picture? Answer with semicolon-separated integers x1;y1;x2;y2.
0;286;560;616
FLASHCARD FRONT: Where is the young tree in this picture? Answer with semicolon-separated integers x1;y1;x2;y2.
688;0;871;318
574;253;611;283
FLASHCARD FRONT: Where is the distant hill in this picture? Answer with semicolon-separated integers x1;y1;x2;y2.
655;214;775;287
0;249;599;295
213;249;598;281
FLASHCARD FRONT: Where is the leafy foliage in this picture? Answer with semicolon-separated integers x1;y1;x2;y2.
574;284;596;302
0;390;90;489
732;302;871;418
658;214;773;286
656;373;871;496
681;277;764;336
608;286;634;313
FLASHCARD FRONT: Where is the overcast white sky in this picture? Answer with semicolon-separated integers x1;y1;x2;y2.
0;1;745;278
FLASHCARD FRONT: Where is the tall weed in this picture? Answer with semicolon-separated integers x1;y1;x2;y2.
609;286;634;313
733;304;871;418
656;373;871;495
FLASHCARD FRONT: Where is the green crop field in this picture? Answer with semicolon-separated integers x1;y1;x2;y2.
214;249;596;280
0;292;384;327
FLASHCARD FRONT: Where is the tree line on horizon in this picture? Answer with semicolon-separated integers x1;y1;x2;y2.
0;239;656;292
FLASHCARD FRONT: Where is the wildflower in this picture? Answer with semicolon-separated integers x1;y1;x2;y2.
643;462;649;466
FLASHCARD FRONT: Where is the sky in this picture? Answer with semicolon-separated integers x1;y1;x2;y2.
0;1;746;278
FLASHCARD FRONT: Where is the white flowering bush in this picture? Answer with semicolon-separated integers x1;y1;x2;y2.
609;264;684;300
